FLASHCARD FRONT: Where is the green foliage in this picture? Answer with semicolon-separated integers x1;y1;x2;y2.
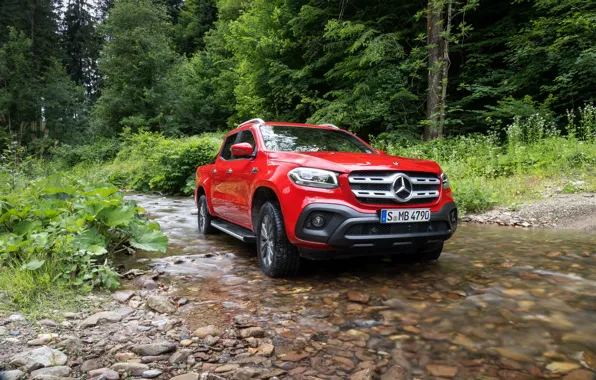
51;137;120;169
382;107;596;214
91;130;223;195
0;174;168;308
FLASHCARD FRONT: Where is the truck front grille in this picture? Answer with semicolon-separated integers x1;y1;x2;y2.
345;221;450;236
348;171;441;206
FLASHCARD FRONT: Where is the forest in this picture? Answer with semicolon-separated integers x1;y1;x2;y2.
1;0;595;307
1;0;594;144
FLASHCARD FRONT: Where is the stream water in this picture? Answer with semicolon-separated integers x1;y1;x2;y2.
121;194;596;378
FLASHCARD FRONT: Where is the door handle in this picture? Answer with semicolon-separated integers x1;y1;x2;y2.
227;169;233;174
212;169;217;174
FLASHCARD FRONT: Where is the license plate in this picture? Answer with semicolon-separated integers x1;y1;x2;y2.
381;208;431;223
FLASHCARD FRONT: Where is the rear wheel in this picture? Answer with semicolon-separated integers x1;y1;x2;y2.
256;202;301;277
197;195;217;234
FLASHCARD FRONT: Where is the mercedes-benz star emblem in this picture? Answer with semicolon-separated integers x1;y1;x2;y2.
392;174;413;202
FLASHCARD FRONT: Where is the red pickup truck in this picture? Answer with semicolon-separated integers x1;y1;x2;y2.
195;119;457;277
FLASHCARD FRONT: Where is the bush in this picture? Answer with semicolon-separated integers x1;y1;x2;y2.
104;130;223;195
51;137;120;168
0;175;167;309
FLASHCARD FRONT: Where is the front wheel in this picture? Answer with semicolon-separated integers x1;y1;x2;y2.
256;202;301;278
197;195;217;235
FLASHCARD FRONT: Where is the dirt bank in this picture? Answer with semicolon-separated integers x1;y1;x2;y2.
463;192;596;231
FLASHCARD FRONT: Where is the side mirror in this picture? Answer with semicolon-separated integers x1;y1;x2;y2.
378;150;388;155
231;142;254;158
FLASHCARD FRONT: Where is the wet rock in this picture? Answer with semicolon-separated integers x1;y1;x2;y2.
239;327;264;338
332;356;355;371
132;342;176;356
38;320;59;328
180;339;193;347
80;308;133;328
204;335;220;345
0;370;26;380
10;346;68;372
546;362;581;374
27;334;56;346
81;359;102;372
193;325;221;338
29;366;71;378
426;364;458;378
88;368;119;380
134;275;158;290
141;355;171;363
351;369;373;380
147;295;176;314
563;370;596;380
497;370;535;380
112;290;135;303
381;365;407;380
491;347;534;363
142;369;163;378
283;351;309;362
111;362;149;376
347;290;371;304
171;374;199;380
169;349;193;364
215;364;240;373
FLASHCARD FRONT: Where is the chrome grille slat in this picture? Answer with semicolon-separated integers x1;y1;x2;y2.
348;171;441;205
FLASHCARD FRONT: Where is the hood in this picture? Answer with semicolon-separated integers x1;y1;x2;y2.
267;151;442;174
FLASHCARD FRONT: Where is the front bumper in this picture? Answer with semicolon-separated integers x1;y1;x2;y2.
295;202;457;251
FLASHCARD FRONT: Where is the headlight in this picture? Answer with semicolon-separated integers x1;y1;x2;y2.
288;167;339;189
441;172;450;190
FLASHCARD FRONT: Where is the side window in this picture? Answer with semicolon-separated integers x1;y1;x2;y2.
220;133;238;160
238;130;256;153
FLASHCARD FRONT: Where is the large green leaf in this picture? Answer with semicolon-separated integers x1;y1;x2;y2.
72;228;106;251
24;259;45;271
13;220;42;236
83;187;120;198
98;206;135;227
129;224;168;253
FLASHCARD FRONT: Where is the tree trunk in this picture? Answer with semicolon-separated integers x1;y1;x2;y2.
425;0;444;141
439;0;452;130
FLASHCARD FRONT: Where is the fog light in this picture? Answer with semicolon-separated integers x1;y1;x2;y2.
311;214;326;228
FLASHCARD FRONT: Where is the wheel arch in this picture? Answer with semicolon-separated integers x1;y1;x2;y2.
251;185;281;230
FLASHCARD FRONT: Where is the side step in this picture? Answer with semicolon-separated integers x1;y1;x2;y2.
211;219;256;243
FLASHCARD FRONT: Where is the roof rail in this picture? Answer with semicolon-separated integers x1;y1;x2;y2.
237;118;265;128
319;123;340;129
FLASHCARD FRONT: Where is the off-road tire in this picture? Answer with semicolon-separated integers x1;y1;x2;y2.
256;201;301;277
197;195;217;234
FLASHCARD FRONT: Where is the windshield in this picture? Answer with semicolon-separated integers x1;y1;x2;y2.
260;125;374;153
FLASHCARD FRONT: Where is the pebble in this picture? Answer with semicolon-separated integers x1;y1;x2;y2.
0;370;26;380
132;342;176;356
111;290;135;303
38;319;59;328
347;290;371;304
142;369;163;378
81;359;102;372
193;325;221;338
88;368;119;380
239;327;264;338
29;366;71;378
146;295;176;314
170;373;199;380
80;308;133;328
214;363;240;373
8;314;25;322
111;362;149;376
0;326;7;335
180;339;193;347
426;364;458;378
9;346;68;372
